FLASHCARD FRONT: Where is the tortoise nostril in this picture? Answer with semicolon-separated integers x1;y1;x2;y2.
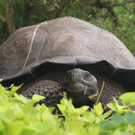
72;69;79;75
67;69;79;76
66;69;80;83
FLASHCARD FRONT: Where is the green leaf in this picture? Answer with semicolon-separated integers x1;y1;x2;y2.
99;120;110;129
94;103;103;117
112;129;131;135
113;98;124;110
107;103;117;111
120;92;135;105
102;110;113;119
88;127;99;135
99;120;115;131
7;121;24;135
0;84;6;94
19;94;29;104
57;98;76;117
111;114;125;125
13;93;21;100
6;84;23;97
125;111;135;124
82;111;95;124
32;121;55;133
75;106;89;115
11;104;24;119
10;84;23;94
32;94;45;102
0;121;5;135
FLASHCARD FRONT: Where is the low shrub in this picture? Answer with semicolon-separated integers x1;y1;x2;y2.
0;84;135;135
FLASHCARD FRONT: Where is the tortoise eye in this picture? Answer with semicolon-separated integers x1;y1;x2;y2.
83;72;92;80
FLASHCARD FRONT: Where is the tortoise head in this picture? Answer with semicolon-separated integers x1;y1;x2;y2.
63;68;99;107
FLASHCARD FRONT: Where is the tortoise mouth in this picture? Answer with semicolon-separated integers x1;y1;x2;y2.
63;82;98;98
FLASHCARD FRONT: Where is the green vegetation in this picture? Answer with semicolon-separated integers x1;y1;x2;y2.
0;0;135;55
0;84;135;135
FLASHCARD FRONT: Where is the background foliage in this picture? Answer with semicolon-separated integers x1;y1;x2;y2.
0;0;135;55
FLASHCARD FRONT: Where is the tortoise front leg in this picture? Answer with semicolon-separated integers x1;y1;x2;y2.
21;80;62;107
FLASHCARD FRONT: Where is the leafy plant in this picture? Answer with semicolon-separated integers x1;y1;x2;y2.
0;84;135;135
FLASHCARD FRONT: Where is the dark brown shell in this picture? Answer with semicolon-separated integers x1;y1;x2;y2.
0;17;135;89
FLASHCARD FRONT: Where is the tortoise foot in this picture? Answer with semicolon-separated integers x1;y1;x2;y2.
21;80;62;107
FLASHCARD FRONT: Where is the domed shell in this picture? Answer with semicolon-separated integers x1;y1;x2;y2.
0;17;135;89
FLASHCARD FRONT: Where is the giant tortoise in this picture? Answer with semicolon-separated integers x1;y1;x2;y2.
0;16;135;108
